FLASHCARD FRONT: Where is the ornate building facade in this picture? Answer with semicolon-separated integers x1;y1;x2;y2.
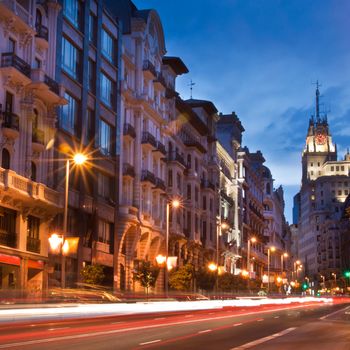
296;85;350;281
0;0;64;295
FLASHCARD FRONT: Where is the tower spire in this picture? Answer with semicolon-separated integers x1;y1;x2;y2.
316;80;321;123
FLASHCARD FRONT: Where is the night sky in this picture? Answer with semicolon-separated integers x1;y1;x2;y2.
133;0;350;222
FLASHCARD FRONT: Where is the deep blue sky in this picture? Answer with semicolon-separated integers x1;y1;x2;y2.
133;0;350;222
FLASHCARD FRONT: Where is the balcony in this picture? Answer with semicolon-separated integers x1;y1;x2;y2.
141;170;156;185
123;123;136;139
142;59;157;78
0;231;16;248
0;0;34;31
26;236;41;254
201;179;216;192
167;151;187;168
165;86;178;99
0;169;62;213
153;141;166;156
1;53;31;85
1;112;19;139
154;177;166;191
35;23;48;47
154;73;167;88
32;128;45;153
30;69;65;104
123;162;135;178
183;138;207;154
141;131;157;148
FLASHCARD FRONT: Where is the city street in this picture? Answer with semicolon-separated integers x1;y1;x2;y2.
0;300;348;349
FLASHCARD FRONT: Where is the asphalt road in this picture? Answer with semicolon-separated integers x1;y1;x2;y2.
0;301;348;350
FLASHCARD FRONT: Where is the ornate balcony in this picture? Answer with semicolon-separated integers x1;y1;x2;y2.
183;137;207;154
26;236;41;253
153;141;166;156
220;189;234;206
154;177;166;191
141;131;157;148
0;0;34;31
1;53;31;85
35;23;48;45
154;72;167;88
141;170;156;185
123;162;135;178
0;231;17;248
167;151;187;168
142;59;157;78
123;123;136;139
30;69;65;104
201;179;216;192
1;112;19;139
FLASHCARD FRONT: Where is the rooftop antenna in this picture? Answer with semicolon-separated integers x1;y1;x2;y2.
188;79;195;99
312;80;321;123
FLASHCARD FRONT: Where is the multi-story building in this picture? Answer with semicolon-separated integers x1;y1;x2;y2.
262;167;290;278
296;85;350;281
0;0;64;296
216;112;244;274
50;0;121;287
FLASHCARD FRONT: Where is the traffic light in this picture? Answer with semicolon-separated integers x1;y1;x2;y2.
344;271;350;278
302;283;308;290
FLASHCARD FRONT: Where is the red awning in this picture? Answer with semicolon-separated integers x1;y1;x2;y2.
28;260;44;269
0;254;20;266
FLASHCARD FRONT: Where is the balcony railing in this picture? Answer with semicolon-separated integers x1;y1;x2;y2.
2;0;33;27
1;112;19;131
1;52;31;78
32;128;44;144
165;86;177;99
154;73;167;88
123;123;136;138
141;170;156;185
142;59;157;77
154;177;166;191
44;74;59;95
167;151;187;167
141;131;157;148
26;236;41;253
0;231;16;248
201;179;216;191
220;189;234;206
123;162;135;177
35;23;48;41
183;138;207;153
156;141;167;155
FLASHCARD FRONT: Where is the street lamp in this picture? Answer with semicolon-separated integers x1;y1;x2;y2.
293;260;301;281
281;252;288;275
332;273;337;288
267;246;276;294
247;237;257;276
60;152;87;288
165;198;180;298
320;274;325;288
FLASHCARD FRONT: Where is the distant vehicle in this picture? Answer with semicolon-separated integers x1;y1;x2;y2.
48;283;120;303
174;293;209;301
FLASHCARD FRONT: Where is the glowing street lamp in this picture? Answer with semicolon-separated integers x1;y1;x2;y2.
208;263;218;272
60;152;87;288
281;252;288;275
165;198;180;297
267;246;276;294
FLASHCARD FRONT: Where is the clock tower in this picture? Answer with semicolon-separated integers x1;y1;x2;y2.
302;83;337;184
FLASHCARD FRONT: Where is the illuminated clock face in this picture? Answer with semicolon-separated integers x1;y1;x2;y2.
315;133;327;145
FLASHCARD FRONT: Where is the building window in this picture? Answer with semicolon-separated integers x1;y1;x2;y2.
195;186;199;202
60;92;78;134
176;173;181;190
88;12;97;43
331;166;334;171
27;216;40;239
98;172;111;199
99;119;112;156
345;190;349;196
100;72;114;107
1;149;10;169
203;195;207;210
98;219;111;245
168;169;173;187
88;59;96;93
63;0;81;28
338;190;342;196
341;166;345;171
101;28;114;63
61;37;80;79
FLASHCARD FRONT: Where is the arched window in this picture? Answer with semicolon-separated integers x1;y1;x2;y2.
266;183;271;194
1;149;10;169
31;162;37;181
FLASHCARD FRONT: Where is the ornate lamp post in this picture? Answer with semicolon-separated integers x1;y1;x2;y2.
267;246;276;294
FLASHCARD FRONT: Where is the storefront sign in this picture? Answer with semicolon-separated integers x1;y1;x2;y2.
0;253;20;266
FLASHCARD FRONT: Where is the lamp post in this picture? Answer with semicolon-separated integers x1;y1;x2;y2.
332;272;337;288
281;252;288;275
60;153;87;288
293;260;301;281
320;274;325;288
165;199;180;298
267;246;275;294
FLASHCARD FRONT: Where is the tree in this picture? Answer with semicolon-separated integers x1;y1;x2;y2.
80;264;105;285
169;264;194;291
133;260;160;298
196;269;216;291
